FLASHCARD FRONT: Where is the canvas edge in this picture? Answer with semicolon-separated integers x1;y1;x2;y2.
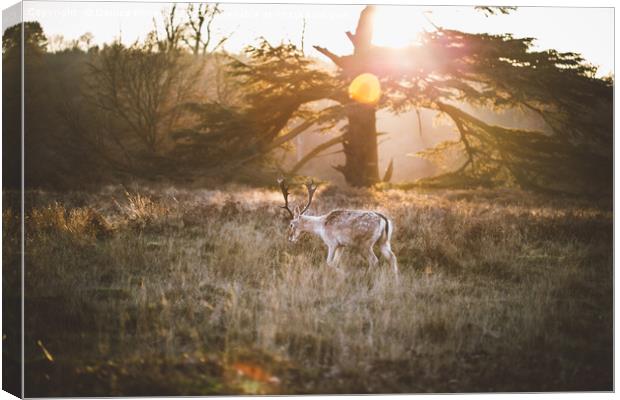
2;1;24;399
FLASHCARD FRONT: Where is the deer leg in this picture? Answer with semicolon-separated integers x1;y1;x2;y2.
326;245;336;266
332;246;344;267
379;242;399;274
366;248;379;268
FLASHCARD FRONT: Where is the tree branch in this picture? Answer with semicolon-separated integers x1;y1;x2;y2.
288;134;345;176
266;105;343;152
345;31;356;46
312;45;345;69
436;101;476;170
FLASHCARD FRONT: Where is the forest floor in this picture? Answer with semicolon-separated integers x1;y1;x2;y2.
3;183;613;395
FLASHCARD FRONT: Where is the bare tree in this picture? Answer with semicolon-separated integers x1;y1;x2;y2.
47;34;67;52
85;36;199;160
160;4;185;51
182;3;229;56
78;32;94;49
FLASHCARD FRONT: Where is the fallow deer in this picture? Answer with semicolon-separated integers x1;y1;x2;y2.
278;178;398;274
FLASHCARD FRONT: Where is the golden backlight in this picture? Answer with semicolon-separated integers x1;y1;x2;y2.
372;7;427;48
348;73;381;105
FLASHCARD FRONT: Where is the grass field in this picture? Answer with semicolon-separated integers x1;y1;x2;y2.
3;184;613;395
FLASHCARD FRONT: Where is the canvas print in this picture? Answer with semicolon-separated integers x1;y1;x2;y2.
2;1;614;396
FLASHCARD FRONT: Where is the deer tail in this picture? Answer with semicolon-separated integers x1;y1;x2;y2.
375;212;392;241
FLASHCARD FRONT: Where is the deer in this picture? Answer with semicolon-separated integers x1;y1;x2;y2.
277;178;398;274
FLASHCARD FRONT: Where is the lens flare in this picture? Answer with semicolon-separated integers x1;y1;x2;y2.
348;73;381;105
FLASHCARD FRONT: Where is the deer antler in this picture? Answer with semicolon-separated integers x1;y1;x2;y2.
277;178;294;219
299;179;318;215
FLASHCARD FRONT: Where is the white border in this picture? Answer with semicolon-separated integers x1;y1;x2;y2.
0;1;616;400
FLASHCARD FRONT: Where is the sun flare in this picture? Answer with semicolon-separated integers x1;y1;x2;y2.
371;7;430;48
348;73;381;105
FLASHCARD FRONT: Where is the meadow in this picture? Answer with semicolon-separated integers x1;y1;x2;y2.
3;184;613;395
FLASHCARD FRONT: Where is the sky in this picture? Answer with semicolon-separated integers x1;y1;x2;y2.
19;1;614;77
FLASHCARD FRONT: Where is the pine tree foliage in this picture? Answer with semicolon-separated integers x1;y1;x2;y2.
386;29;613;193
204;28;612;193
173;40;347;175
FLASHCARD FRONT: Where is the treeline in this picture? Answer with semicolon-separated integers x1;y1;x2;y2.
2;5;614;195
2;10;343;189
4;9;289;189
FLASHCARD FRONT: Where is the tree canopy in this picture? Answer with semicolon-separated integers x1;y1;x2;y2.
181;15;612;193
386;28;613;193
3;6;612;194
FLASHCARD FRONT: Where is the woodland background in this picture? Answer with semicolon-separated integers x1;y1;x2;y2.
2;5;613;193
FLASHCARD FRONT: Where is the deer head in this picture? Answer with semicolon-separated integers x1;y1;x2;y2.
278;178;318;243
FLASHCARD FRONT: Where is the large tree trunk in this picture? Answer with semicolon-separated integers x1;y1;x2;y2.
341;103;380;186
313;6;381;187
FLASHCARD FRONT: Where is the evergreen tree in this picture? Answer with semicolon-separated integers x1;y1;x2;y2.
185;6;611;193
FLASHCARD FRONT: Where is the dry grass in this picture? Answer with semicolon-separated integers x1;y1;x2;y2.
3;184;612;395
